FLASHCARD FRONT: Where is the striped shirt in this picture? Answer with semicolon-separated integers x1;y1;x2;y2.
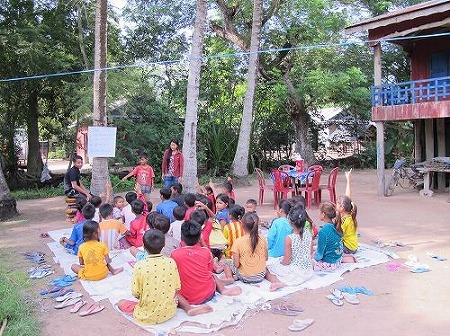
223;220;244;258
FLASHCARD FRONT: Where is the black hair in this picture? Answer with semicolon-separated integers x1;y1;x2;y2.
76;197;87;211
99;203;113;219
113;195;124;204
278;199;291;215
288;207;307;238
216;193;230;208
173;206;186;221
246;199;257;206
229;205;245;221
125;191;138;204
146;211;159;229
90;195;102;207
143;229;165;254
290;195;306;208
82;203;96;220
146;200;153;212
181;220;201;246
204;185;213;195
83;220;99;242
320;202;336;221
72;154;83;163
164;139;180;169
196;194;213;211
190;209;207;226
131;200;145;215
223;181;233;193
171;184;183;194
228;198;236;207
242;212;260;254
139;153;148;159
153;215;170;234
160;187;172;200
184;193;196;207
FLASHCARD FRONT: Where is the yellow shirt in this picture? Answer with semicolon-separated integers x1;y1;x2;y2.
132;254;181;325
231;234;267;276
77;240;109;281
341;215;358;251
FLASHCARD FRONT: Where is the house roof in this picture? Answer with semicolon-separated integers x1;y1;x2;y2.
345;0;450;44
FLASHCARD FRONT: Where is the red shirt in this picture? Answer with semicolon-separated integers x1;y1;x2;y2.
162;150;184;177
184;206;196;221
126;215;148;247
131;165;155;186
170;245;216;304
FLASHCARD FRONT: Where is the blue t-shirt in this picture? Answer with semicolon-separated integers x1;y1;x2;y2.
67;219;87;254
267;217;293;257
216;208;230;225
314;222;343;263
156;200;178;223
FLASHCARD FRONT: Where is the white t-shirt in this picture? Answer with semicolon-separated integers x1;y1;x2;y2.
169;220;183;242
122;204;136;230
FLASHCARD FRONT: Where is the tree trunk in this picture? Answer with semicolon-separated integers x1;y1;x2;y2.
26;88;43;177
0;160;17;221
90;0;110;196
232;0;263;177
182;0;207;193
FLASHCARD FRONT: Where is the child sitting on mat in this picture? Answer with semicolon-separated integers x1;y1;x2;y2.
267;200;293;257
171;220;242;305
60;203;95;254
126;200;148;248
71;220;123;280
118;229;212;325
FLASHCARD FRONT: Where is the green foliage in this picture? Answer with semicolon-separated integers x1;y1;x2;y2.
109;174;136;193
11;186;62;200
0;261;39;336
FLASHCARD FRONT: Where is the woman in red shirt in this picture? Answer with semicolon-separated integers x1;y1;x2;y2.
161;140;184;189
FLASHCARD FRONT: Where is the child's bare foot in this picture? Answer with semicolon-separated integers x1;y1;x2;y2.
269;282;286;291
111;267;124;275
186;304;213;316
220;277;235;285
221;286;242;296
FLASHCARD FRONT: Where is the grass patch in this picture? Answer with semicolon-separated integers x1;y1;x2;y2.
11;186;62;200
0;260;40;336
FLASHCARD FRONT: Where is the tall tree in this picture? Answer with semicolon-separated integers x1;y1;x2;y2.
90;0;109;196
182;0;207;192
0;155;17;220
231;0;263;177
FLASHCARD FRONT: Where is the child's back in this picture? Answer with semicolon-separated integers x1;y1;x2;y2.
267;217;292;257
77;240;109;280
223;220;244;258
100;218;127;250
232;233;267;277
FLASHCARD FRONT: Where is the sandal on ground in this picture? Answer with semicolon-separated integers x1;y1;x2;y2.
39;287;61;295
282;303;304;313
330;288;343;299
342;292;360;305
270;305;299;316
40;232;50;238
79;303;105;317
326;294;343;306
288;318;314;332
55;292;82;302
30;269;54;279
54;297;81;309
50;288;73;298
70;300;86;313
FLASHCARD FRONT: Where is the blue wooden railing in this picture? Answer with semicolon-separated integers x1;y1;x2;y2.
371;75;450;106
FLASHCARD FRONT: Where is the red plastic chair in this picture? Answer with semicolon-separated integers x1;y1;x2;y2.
297;166;323;208
270;169;295;209
255;168;273;205
318;167;339;204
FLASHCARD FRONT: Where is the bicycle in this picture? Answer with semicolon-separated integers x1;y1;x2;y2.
385;158;424;196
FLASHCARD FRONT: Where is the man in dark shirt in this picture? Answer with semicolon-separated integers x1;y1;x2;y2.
64;155;91;200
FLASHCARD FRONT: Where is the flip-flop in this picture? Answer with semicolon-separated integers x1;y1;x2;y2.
55;292;82;302
70;300;86;313
79;303;105;317
330;288;343;299
50;288;73;298
28;264;52;274
326;294;344;306
269;306;299;316
288;318;314;332
411;265;431;273
282;303;304;312
39;287;61;295
54;297;81;309
30;269;54;279
40;232;50;238
427;252;447;261
342;292;360;305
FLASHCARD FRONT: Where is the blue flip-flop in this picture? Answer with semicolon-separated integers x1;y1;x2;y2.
40;287;61;295
50;288;74;298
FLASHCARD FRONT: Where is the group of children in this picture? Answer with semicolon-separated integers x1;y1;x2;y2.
59;154;358;326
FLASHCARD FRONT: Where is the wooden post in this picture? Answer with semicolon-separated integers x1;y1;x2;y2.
424;119;434;190
436;119;445;190
374;43;385;196
414;120;423;162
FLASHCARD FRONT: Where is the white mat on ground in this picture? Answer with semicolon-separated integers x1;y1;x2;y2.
46;228;389;334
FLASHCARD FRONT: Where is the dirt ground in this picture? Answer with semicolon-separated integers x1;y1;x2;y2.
1;169;449;336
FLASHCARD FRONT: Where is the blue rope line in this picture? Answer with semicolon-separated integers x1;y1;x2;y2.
1;31;449;83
